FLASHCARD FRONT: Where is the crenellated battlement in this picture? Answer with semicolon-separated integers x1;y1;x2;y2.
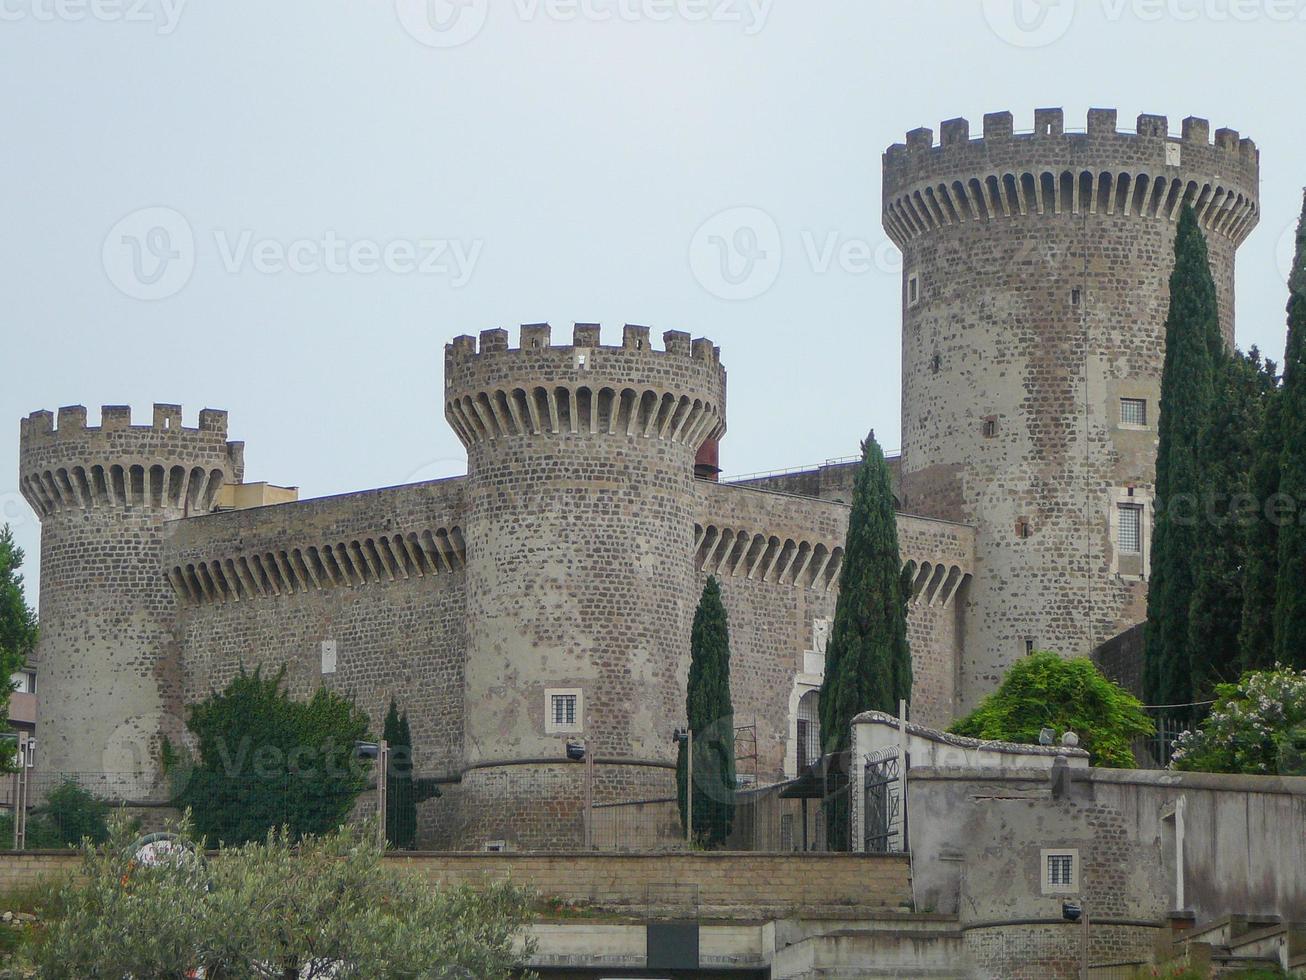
443;322;727;451
883;107;1260;247
18;403;244;519
445;322;722;365
20;403;232;443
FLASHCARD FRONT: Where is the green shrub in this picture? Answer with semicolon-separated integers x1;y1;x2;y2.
0;781;112;849
36;815;537;978
1171;664;1306;775
166;666;371;845
950;652;1153;767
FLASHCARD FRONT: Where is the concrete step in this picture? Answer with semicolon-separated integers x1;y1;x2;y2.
770;923;967;979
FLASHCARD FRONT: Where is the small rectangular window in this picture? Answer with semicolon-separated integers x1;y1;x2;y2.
1120;398;1148;427
1025;638;1035;656
1071;287;1082;306
1048;854;1074;886
982;417;998;438
1041;848;1079;894
552;694;576;727
544;688;583;734
908;274;920;307
1118;504;1143;554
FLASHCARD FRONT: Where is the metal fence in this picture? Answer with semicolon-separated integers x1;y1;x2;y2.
1;764;862;854
1132;704;1211;768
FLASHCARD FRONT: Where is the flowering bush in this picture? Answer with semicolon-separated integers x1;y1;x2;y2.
1170;665;1306;775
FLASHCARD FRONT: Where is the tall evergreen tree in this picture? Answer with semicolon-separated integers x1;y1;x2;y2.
817;432;910;849
818;432;911;755
1188;348;1277;693
382;698;437;850
1240;361;1284;672
677;576;736;847
0;525;38;772
1145;206;1221;711
1274;191;1306;668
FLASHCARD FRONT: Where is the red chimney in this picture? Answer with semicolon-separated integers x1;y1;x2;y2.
695;438;721;481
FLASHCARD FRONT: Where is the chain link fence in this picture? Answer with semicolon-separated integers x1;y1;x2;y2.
1;763;856;853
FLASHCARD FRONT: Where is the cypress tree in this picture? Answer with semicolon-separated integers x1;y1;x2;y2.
1240;361;1283;672
381;698;437;849
1145;206;1221;711
817;431;910;849
1274;191;1306;668
1188;348;1277;693
677;576;736;847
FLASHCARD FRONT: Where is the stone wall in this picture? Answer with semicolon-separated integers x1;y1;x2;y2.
1091;623;1146;698
163;478;468;776
885;108;1259;711
19;404;243;779
386;851;912;914
695;480;973;782
907;765;1306;979
0;850;911;917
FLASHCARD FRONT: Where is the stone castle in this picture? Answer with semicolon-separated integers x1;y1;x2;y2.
17;107;1260;847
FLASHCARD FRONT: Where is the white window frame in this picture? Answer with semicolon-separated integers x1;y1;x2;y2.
1118;503;1143;555
545;688;584;735
907;273;921;307
1108;487;1153;579
1120;397;1148;429
1040;848;1080;895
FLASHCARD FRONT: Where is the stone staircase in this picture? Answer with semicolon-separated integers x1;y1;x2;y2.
1160;913;1306;976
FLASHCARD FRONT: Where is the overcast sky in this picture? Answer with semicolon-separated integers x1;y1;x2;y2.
4;0;1305;607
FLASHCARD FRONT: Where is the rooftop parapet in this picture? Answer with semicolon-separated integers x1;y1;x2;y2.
18;403;245;518
884;107;1258;165
444;322;722;364
882;107;1260;246
442;323;727;450
21;403;231;443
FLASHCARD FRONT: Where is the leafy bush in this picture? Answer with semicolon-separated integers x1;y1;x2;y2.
950;652;1153;767
1171;664;1306;775
166;666;371;845
36;815;537;978
0;781;112;849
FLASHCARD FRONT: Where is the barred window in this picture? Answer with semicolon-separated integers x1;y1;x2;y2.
1120;398;1148;427
1048;853;1074;887
1118;504;1143;554
552;694;577;727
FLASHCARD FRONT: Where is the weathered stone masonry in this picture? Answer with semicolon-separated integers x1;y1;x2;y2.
19;105;1257;848
885;108;1258;710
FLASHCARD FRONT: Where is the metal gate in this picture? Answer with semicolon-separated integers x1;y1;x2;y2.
863;748;904;854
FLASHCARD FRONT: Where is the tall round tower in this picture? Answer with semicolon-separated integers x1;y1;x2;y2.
882;108;1259;709
19;404;243;782
445;323;725;848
